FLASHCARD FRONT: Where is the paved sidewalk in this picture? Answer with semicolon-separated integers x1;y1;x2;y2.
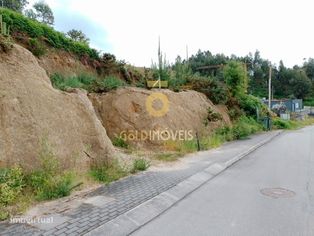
0;131;281;236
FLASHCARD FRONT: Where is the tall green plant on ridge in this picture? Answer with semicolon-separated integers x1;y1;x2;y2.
0;14;10;36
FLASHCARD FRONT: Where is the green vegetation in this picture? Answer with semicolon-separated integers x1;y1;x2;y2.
0;8;99;59
1;0;28;13
25;1;54;25
112;136;129;148
95;76;127;92
28;38;46;56
50;73;126;92
89;160;127;184
273;118;314;130
0;139;76;220
66;29;90;45
26;140;74;200
132;159;150;172
163;116;263;156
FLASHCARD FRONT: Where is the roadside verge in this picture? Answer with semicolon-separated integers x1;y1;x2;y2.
85;130;282;236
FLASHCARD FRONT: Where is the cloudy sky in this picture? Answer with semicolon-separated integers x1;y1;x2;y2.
28;0;314;67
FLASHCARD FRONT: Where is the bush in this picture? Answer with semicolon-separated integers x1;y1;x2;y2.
189;76;229;104
28;38;46;57
132;159;150;172
232;116;263;139
112;136;129;148
0;34;13;52
0;167;24;206
238;94;269;118
0;166;24;220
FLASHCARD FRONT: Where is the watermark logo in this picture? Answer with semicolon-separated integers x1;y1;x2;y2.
145;92;169;117
10;216;54;224
120;129;194;142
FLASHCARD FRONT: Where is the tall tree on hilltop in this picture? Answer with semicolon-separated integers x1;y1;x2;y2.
25;1;54;25
66;29;90;45
1;0;28;12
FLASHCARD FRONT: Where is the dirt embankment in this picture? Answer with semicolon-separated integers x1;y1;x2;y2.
37;49;98;77
90;87;231;147
0;45;114;170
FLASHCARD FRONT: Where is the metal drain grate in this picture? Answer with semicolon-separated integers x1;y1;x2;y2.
260;187;296;199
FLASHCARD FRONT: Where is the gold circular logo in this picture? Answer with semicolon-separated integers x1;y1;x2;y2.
145;92;169;117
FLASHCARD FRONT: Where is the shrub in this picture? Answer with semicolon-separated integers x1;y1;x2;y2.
112;136;129;148
0;34;13;52
28;38;46;57
132;159;150;172
238;94;269;118
0;167;24;206
189;76;229;104
232;116;263;139
0;166;24;220
207;107;223;122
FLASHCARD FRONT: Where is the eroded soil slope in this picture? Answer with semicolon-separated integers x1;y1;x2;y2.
0;45;114;170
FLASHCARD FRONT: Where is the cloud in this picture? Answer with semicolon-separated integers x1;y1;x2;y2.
28;0;314;67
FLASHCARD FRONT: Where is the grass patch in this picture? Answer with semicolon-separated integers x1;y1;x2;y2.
132;159;150;173
94;76;127;92
273;118;314;130
89;160;127;184
161;116;263;158
50;73;96;91
50;74;126;93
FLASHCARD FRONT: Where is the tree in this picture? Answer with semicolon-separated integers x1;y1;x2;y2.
32;1;54;25
223;61;248;97
290;70;312;99
1;0;28;12
24;8;37;20
303;58;314;81
66;29;90;45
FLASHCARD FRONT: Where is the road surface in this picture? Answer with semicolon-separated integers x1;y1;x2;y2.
131;126;314;236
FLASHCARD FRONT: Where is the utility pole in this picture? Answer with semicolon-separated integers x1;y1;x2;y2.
268;65;272;110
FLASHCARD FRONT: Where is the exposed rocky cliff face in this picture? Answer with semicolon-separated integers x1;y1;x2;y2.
0;45;114;170
90;87;231;147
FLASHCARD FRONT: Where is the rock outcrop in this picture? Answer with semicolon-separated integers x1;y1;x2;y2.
0;45;114;170
90;87;231;147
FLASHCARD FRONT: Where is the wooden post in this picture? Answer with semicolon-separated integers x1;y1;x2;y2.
196;132;201;151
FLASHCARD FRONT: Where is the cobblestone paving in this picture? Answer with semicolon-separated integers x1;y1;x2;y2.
0;132;277;236
0;163;209;236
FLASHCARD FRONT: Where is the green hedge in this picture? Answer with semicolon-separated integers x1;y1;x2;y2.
0;8;99;60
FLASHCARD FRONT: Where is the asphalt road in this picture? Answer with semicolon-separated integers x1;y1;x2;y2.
131;126;314;236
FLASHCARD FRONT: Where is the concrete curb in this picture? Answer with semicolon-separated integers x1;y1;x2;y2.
84;131;283;236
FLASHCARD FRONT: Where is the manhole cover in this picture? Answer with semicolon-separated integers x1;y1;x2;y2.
260;187;296;199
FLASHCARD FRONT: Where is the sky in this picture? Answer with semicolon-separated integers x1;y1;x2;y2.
28;0;314;68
